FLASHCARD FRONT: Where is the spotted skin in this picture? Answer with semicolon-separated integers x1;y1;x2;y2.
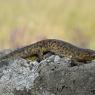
0;39;95;64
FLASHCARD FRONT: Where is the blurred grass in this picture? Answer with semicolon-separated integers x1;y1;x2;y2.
0;0;95;50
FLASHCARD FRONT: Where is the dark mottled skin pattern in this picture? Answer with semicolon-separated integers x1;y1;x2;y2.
0;39;95;64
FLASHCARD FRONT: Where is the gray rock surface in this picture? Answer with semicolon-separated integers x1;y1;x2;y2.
0;50;95;95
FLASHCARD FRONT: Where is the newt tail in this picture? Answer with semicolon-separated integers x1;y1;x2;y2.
0;39;95;64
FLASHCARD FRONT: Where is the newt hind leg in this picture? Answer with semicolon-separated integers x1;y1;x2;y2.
24;54;40;62
24;52;53;62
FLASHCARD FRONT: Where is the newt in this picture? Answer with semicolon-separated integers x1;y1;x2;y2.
0;39;95;65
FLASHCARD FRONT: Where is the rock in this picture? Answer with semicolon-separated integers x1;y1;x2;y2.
0;50;95;95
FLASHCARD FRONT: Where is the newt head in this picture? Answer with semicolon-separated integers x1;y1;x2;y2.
81;49;95;61
90;50;95;59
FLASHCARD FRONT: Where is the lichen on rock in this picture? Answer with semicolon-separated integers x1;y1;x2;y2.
0;50;95;95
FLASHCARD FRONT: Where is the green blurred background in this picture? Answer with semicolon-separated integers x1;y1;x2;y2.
0;0;95;50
